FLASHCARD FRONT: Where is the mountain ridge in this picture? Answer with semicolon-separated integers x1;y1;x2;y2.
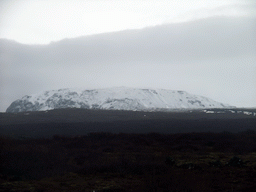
6;87;231;113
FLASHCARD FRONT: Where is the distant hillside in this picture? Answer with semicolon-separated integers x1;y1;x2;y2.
6;87;231;113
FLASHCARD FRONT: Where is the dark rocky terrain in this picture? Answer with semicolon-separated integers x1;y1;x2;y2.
1;108;256;138
1;108;256;191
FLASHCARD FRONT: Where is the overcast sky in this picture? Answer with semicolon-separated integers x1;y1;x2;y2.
0;0;256;112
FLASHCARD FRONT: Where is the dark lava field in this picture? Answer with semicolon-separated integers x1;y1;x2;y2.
1;108;256;138
1;108;256;191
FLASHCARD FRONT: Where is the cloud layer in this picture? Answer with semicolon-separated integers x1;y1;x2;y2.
2;0;254;44
1;16;256;111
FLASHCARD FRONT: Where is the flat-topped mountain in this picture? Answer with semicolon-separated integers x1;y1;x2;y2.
6;87;231;113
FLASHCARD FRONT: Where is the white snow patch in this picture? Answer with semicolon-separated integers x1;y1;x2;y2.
206;111;214;113
243;111;253;115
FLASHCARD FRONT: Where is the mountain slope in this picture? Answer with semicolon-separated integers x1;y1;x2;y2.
6;87;231;113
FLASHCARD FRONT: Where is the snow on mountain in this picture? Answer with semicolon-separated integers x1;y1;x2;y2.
6;87;231;113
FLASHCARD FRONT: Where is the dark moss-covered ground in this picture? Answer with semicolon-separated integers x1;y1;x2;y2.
1;108;256;139
1;132;256;192
1;108;256;191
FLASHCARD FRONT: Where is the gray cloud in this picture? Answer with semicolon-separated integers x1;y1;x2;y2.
1;16;256;111
41;16;255;64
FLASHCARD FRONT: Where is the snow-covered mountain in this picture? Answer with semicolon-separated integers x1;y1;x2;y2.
6;87;231;113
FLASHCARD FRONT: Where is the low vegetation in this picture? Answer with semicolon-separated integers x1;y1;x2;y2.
1;131;256;191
